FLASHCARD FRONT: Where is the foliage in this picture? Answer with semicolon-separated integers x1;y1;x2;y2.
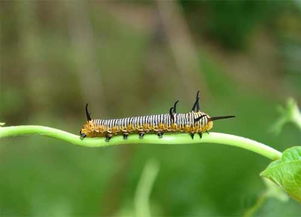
271;98;301;133
1;0;301;216
261;146;301;202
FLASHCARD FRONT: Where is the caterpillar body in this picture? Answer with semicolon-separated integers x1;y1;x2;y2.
80;91;235;141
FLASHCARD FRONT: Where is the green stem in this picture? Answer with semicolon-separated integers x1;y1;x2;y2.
243;192;268;217
0;125;282;160
134;159;159;217
292;108;301;130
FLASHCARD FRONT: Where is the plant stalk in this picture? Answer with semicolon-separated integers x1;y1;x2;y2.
0;125;282;160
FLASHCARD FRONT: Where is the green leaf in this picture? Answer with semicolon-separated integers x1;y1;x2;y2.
261;146;301;202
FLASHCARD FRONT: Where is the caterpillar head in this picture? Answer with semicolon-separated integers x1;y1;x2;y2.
80;121;95;138
193;112;235;132
80;104;95;138
191;91;234;132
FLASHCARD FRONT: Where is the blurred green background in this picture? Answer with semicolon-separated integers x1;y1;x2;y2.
1;0;301;216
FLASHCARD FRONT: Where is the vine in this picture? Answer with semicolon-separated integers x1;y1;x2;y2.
0;125;281;160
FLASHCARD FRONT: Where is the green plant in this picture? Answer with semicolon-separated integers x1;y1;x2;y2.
1;98;300;207
258;98;301;203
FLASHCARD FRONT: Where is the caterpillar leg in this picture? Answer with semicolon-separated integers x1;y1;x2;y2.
123;133;129;140
157;132;164;138
198;133;203;138
190;133;195;139
139;132;145;139
79;131;86;139
105;133;113;142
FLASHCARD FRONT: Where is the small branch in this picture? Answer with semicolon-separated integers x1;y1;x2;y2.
243;178;289;217
134;159;159;217
243;191;268;217
0;125;282;160
271;98;301;133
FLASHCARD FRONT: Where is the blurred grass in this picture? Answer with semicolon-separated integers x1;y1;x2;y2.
1;0;301;216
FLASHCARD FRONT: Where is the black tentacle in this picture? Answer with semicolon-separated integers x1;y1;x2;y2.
173;100;179;113
191;90;200;112
169;100;179;123
194;114;206;123
169;107;175;123
209;115;235;121
85;104;92;121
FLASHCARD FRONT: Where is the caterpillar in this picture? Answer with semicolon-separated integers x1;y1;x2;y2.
80;91;235;141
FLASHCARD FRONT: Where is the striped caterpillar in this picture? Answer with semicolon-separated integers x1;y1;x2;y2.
80;91;235;141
